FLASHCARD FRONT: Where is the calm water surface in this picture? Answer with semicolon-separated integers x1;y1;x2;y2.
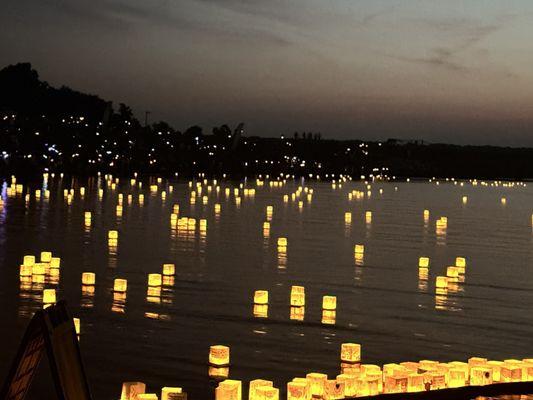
1;177;533;399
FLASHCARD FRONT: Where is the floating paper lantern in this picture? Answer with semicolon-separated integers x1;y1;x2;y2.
470;366;493;386
20;265;32;277
501;197;507;205
215;204;221;214
462;196;468;204
73;317;80;335
336;374;357;397
344;212;352;223
435;276;448;289
365;211;372;224
32;263;46;275
500;363;522;382
161;387;183;400
340;343;361;363
209;345;230;366
418;257;429;268
218;380;241;400
354;244;365;254
290;286;305;306
306;373;327;397
108;230;119;239
82;272;96;285
277;237;287;247
41;251;52;263
447;367;467;387
43;289;56;304
455;257;466;268
254;290;269;305
407;374;425;392
322;295;337;310
50;257;60;268
121;382;146;400
384;374;408;393
287;382;307;400
114;278;128;292
249;380;273;400
23;255;35;267
148;274;162;287
446;266;459;278
162;264;175;276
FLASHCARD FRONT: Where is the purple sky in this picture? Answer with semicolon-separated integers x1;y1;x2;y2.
1;0;533;145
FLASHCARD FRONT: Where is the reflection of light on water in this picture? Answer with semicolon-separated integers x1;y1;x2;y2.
418;268;428;292
253;304;268;318
321;310;336;325
277;246;287;270
290;306;305;321
112;292;127;313
81;285;95;308
354;253;364;266
208;366;229;380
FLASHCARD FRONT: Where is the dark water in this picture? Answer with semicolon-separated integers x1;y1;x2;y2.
1;177;533;399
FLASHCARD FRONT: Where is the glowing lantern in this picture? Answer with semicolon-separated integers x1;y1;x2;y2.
218;380;241;400
41;251;52;262
287;381;307;400
462;196;467;204
427;372;446;389
209;345;230;366
365;211;372;224
121;382;146;400
82;272;96;285
435;276;448;289
114;278;128;292
116;205;123;216
20;265;32;277
344;212;352;224
446;266;459;279
50;257;60;268
306;373;327;397
108;230;119;239
470;367;493;386
468;357;487;368
418;257;429;268
277;237;287;247
340;343;361;363
501;197;507;205
384;374;408;394
23;255;35;267
501;363;522;382
173;204;180;214
455;257;466;268
322;295;337;310
148;274;162;287
73;317;80;335
290;286;305;306
487;360;503;381
32;263;46;275
163;264;175;276
407;374;424;392
447;368;467;387
336;374;357;397
249;380;274;400
254;290;269;305
354;244;364;255
215;204;221;214
43;289;56;304
324;379;344;399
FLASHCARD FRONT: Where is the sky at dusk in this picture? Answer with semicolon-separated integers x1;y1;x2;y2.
2;0;533;146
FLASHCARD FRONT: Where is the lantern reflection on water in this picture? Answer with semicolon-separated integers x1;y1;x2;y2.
290;306;305;321
137;394;157;400
209;345;230;366
209;366;229;380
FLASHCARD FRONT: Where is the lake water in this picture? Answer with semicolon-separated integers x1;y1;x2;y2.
1;176;533;399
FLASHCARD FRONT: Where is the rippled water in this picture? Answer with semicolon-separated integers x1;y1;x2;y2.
1;177;533;399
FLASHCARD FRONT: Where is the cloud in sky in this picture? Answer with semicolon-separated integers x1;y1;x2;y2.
1;0;533;146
